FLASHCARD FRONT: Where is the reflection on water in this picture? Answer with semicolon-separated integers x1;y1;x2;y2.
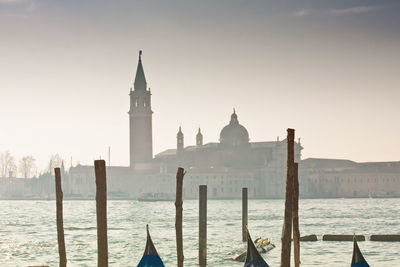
0;199;399;266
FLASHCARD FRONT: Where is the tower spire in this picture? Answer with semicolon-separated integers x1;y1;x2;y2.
230;109;239;124
134;50;147;91
129;51;153;168
177;126;184;153
196;127;203;146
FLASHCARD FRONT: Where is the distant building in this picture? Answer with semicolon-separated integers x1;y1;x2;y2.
1;52;399;199
129;50;154;168
0;168;66;199
64;51;302;199
300;159;400;198
154;110;302;198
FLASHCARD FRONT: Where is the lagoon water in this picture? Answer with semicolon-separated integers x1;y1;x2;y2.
0;198;399;266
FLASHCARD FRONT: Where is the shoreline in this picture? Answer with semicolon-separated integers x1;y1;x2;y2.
0;196;399;201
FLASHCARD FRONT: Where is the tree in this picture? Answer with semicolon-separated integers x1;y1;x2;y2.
19;156;37;178
0;151;17;177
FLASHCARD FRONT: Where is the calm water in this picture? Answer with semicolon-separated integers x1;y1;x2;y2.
0;199;399;266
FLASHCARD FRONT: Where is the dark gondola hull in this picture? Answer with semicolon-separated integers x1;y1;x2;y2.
351;237;370;267
244;229;269;267
137;225;165;267
245;260;270;267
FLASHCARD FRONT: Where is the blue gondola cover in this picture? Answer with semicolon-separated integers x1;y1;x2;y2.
351;263;370;267
137;254;164;267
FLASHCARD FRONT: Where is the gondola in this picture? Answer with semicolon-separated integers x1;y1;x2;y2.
351;236;370;267
137;225;165;267
244;228;269;267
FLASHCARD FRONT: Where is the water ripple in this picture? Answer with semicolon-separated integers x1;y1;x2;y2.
0;199;399;266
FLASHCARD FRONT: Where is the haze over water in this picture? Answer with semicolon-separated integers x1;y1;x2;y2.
1;0;400;170
1;1;400;266
0;198;399;266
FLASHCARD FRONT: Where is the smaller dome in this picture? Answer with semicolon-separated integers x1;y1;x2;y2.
219;110;249;146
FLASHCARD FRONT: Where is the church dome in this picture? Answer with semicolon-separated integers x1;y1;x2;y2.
219;110;249;146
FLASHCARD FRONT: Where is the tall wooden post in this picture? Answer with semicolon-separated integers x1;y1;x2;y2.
199;185;207;267
281;128;295;267
175;167;185;267
293;163;300;267
242;187;248;242
95;160;108;267
55;168;67;267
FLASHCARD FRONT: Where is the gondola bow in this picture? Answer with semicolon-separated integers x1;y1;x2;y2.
351;236;370;267
244;229;269;267
137;225;165;267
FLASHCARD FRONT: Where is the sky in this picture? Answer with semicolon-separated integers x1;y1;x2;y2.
0;0;399;173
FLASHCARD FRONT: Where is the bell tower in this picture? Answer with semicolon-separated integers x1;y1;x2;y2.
177;126;184;153
129;51;153;168
196;127;203;146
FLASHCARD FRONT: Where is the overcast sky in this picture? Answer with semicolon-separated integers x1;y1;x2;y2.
1;0;399;172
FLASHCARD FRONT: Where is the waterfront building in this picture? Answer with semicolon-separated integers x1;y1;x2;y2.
299;159;400;198
1;52;399;199
66;51;302;199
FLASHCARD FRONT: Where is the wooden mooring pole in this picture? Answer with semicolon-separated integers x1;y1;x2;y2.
95;160;108;267
242;187;248;242
55;168;67;267
281;128;295;267
175;167;185;267
199;185;207;267
293;163;300;267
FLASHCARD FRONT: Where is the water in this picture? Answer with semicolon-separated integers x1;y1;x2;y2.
0;199;399;266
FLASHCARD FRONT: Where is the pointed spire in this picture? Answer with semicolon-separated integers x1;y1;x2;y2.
230;108;239;124
134;50;147;91
196;127;203;146
177;126;183;137
177;126;184;152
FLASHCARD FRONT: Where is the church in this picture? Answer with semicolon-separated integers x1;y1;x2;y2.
63;52;400;200
0;52;398;200
2;52;399;200
66;51;303;199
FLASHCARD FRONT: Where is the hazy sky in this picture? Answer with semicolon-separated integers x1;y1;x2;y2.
1;0;399;172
